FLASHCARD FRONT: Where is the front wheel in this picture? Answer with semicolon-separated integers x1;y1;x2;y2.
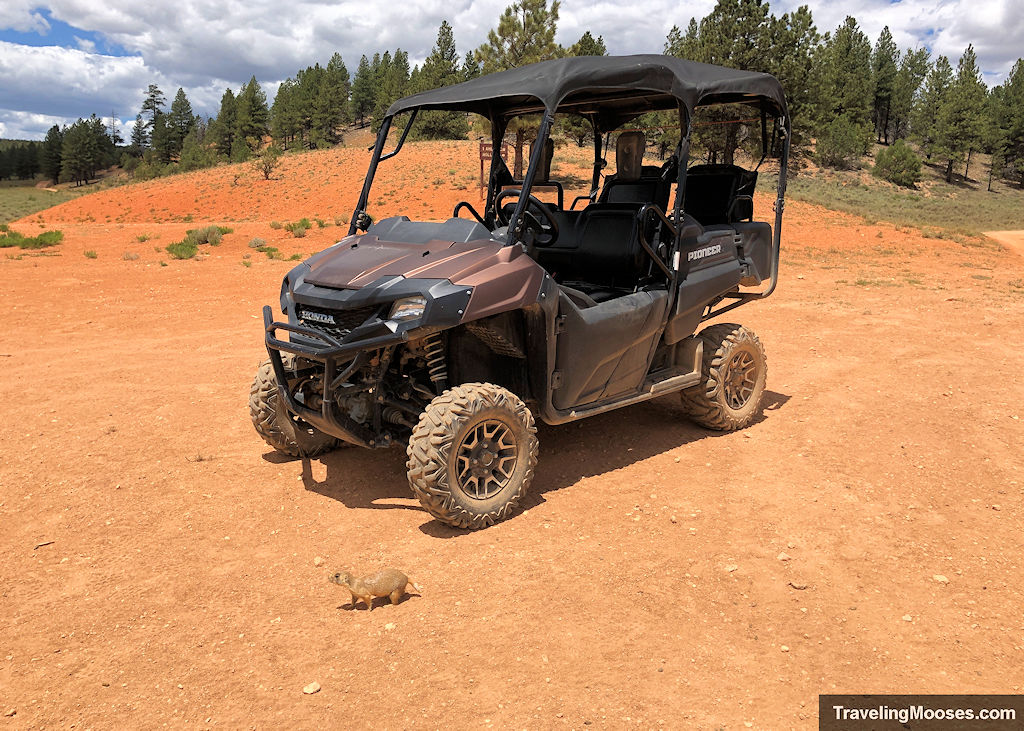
407;383;539;529
679;324;767;431
249;359;338;457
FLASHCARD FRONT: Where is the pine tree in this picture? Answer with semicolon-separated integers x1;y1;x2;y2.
813;16;874;167
210;88;237;157
235;77;270;150
41;125;64;184
476;0;563;176
476;0;561;73
871;27;899;143
889;47;929;142
560;30;608;146
167;88;196;157
414;21;469;140
130;114;148;152
141;84;166;127
765;6;820;160
351;55;375;127
1000;59;1024;187
462;51;481;81
371;50;410;132
913;56;953;160
149;114;173;164
935;45;987;181
568;31;606;57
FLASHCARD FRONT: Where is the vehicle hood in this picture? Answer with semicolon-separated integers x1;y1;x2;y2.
304;234;511;289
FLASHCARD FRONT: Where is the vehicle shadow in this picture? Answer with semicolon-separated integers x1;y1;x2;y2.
279;390;790;535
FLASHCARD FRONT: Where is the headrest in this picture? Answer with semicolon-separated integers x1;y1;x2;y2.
615;131;645;181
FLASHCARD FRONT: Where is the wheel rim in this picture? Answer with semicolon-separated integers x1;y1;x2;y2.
454;419;519;499
723;349;758;409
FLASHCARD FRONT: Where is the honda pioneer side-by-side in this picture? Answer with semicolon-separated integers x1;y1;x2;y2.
250;55;790;529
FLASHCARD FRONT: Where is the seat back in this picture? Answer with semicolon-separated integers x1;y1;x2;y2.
683;164;757;226
599;132;670;209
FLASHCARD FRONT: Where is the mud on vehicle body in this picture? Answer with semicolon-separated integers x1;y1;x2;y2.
253;54;791;529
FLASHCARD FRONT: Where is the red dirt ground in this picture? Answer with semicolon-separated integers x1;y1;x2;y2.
2;142;1023;729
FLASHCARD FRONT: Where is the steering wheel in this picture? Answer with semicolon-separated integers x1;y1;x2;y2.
453;201;486;226
494;189;559;246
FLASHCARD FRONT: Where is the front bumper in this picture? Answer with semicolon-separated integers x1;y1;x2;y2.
262;275;473;448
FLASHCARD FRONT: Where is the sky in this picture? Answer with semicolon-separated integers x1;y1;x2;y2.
1;0;1022;140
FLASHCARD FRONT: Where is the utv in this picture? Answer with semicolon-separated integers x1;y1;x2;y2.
251;54;790;529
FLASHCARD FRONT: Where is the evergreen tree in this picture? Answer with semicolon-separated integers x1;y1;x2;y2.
167;88;196;157
179;123;217;172
935;44;987;181
141;84;166;127
462;51;481;81
913;56;953;161
813;16;874;167
765;6;820;160
149;114;173;164
271;78;302;148
888;47;929;142
476;0;563;176
568;30;606;57
414;21;469;140
560;29;608;146
371;50;410;132
130;114;148;152
871;26;899;143
209;88;237;157
1000;59;1024;186
235;76;270;150
476;0;561;73
41;124;64;184
351;55;375;126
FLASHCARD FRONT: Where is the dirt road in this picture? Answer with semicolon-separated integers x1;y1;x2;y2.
2;151;1023;728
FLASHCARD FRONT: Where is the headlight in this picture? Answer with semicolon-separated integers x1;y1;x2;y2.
389;296;427;321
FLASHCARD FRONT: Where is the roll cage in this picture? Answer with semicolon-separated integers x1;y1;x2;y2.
350;54;790;317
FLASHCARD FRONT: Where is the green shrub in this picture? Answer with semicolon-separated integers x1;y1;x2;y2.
0;228;63;249
84;250;98;259
166;240;199;259
269;221;283;230
184;225;229;246
815;115;870;170
873;140;922;188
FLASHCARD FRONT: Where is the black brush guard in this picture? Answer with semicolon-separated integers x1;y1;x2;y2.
263;305;410;448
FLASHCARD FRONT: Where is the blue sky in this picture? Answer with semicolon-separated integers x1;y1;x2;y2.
0;0;1021;140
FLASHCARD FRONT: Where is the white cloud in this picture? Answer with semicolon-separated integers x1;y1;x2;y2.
1;0;1023;139
0;1;51;34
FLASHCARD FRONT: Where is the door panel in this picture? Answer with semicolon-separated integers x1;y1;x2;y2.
553;290;668;410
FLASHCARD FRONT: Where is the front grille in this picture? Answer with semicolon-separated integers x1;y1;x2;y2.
297;305;379;341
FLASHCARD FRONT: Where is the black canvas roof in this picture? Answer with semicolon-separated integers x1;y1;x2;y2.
387;54;787;127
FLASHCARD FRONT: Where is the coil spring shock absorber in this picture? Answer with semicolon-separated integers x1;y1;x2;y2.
423;333;448;393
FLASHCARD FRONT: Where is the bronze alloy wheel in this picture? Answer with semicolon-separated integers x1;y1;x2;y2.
454;419;519;499
679;323;767;431
407;382;538;529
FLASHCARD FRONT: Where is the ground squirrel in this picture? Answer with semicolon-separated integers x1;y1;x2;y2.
329;568;422;610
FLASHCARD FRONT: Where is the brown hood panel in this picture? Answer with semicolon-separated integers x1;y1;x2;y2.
306;235;507;289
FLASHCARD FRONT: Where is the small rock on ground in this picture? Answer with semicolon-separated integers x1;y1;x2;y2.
933;574;949;584
303;682;321;695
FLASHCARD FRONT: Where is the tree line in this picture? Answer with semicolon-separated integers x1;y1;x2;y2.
5;0;1024;189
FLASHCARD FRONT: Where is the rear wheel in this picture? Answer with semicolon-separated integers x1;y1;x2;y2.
407;383;538;529
249;359;338;457
679;324;767;431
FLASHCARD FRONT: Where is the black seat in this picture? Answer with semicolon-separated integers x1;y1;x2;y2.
683;164;757;226
598;132;671;210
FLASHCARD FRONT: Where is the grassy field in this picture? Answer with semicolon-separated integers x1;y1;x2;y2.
0;181;83;223
758;153;1024;235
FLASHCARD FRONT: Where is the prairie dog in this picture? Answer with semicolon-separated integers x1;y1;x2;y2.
330;568;422;610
